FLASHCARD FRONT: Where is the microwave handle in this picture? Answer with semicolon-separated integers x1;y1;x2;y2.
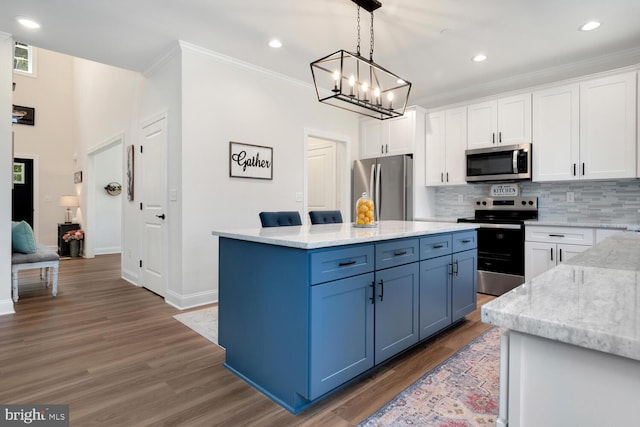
512;150;518;173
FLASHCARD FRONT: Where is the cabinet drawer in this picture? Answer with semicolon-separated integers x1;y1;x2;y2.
525;226;594;246
452;231;478;253
375;238;419;270
310;245;375;285
420;234;453;260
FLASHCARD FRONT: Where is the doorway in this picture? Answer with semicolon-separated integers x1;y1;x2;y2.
12;157;34;227
305;131;350;224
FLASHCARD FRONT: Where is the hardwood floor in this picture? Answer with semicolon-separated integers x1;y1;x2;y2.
1;254;495;426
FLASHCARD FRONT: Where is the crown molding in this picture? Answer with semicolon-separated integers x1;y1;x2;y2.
0;31;11;41
143;41;182;78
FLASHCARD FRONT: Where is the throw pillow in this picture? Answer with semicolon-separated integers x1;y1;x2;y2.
12;220;37;254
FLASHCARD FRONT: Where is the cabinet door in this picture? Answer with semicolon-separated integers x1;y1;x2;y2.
525;241;556;281
557;243;590;264
467;100;498;149
425;110;446;186
374;262;419;364
309;273;375;399
580;72;637;180
419;255;452;340
497;93;532;145
360;119;385;159
532;84;579;182
444;107;468;185
451;249;477;322
387;109;416;156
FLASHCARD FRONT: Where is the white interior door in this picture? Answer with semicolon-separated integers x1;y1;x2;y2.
308;139;337;211
141;116;167;297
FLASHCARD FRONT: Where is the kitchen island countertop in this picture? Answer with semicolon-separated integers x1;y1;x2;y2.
482;231;640;361
212;220;478;250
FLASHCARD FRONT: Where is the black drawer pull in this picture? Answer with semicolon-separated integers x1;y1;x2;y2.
393;250;408;257
432;244;444;249
548;234;565;238
338;260;356;267
460;239;472;243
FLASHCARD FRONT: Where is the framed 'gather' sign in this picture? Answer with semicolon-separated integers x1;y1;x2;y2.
229;142;273;180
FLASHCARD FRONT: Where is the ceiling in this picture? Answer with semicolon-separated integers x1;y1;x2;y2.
3;0;640;108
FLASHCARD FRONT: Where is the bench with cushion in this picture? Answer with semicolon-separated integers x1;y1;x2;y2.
11;221;60;302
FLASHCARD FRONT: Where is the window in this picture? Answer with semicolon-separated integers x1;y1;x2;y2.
13;42;37;76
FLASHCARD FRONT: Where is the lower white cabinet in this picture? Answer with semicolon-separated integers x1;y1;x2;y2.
524;226;594;281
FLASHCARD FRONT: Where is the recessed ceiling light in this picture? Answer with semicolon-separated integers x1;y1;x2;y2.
269;39;282;48
579;21;601;31
472;54;487;62
16;17;41;29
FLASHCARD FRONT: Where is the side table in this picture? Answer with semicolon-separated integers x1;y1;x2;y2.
58;223;80;256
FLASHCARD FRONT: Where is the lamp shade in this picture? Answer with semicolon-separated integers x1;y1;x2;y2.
59;195;79;207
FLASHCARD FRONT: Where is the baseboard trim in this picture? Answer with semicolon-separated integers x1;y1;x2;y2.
0;298;16;316
165;289;217;310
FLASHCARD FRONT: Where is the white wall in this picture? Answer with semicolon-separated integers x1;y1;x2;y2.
176;42;359;307
93;142;122;254
12;48;76;246
0;33;15;314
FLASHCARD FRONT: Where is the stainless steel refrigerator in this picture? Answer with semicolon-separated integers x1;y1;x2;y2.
352;155;413;221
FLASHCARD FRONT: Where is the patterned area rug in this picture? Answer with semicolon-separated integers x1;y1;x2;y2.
173;305;222;348
359;327;500;427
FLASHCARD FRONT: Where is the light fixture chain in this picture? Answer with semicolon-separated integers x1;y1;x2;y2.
356;6;361;56
370;11;374;61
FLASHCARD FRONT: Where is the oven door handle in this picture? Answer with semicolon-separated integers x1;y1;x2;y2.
513;150;518;173
473;223;522;230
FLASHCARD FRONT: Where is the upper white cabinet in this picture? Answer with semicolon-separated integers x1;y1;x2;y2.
467;93;532;149
425;106;467;186
360;107;425;159
532;84;580;181
532;72;637;181
579;72;636;180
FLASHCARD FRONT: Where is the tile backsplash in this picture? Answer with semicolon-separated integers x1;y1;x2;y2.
434;180;640;224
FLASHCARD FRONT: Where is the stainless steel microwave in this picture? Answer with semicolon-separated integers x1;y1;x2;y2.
465;143;532;182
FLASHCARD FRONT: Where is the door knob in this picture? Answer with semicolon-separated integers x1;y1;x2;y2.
156;214;166;220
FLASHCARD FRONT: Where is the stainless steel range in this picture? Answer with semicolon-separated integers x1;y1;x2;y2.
457;196;538;296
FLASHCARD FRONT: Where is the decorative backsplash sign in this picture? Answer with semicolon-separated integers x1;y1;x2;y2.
490;183;519;197
229;142;273;180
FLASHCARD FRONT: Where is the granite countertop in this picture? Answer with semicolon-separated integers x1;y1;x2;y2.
524;220;633;229
482;231;640;361
212;220;478;249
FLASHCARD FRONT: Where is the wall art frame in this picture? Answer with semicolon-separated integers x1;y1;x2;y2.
12;105;35;126
229;141;273;180
74;171;83;184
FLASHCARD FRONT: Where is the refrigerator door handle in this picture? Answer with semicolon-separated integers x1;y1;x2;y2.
369;164;375;199
376;163;381;221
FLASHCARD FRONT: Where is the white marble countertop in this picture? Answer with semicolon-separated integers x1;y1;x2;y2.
212;220;478;249
524;220;633;229
482;231;640;361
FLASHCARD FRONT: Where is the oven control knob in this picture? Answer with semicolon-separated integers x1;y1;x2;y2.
482;201;487;205
476;201;480;205
529;200;534;205
521;201;526;205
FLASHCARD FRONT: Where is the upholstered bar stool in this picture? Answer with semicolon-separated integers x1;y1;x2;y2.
308;210;343;224
259;211;303;227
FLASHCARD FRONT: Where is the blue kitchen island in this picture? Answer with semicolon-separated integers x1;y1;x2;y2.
212;220;479;413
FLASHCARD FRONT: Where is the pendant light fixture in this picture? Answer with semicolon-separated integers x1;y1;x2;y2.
310;0;412;120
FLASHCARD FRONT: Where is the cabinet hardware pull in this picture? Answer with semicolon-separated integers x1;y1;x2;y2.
461;239;471;243
379;279;384;302
385;144;388;153
573;163;576;176
560;248;563;262
432;244;444;249
441;172;444;183
499;131;502;143
381;145;384;154
453;260;459;276
446;172;449;182
582;163;585;175
492;132;495;144
548;234;565;238
550;247;554;261
449;263;454;276
393;250;407;257
370;282;375;304
338;260;356;267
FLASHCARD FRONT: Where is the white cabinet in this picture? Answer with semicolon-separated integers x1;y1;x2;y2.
360;107;425;159
579;72;636;180
467;93;531;149
524;226;594;281
532;83;580;182
425;106;467;186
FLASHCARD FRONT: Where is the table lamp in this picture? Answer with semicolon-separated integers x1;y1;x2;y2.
59;195;79;223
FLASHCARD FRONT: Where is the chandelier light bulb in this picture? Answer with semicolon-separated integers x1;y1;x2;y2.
332;70;341;92
349;75;356;96
374;87;381;105
387;92;394;109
